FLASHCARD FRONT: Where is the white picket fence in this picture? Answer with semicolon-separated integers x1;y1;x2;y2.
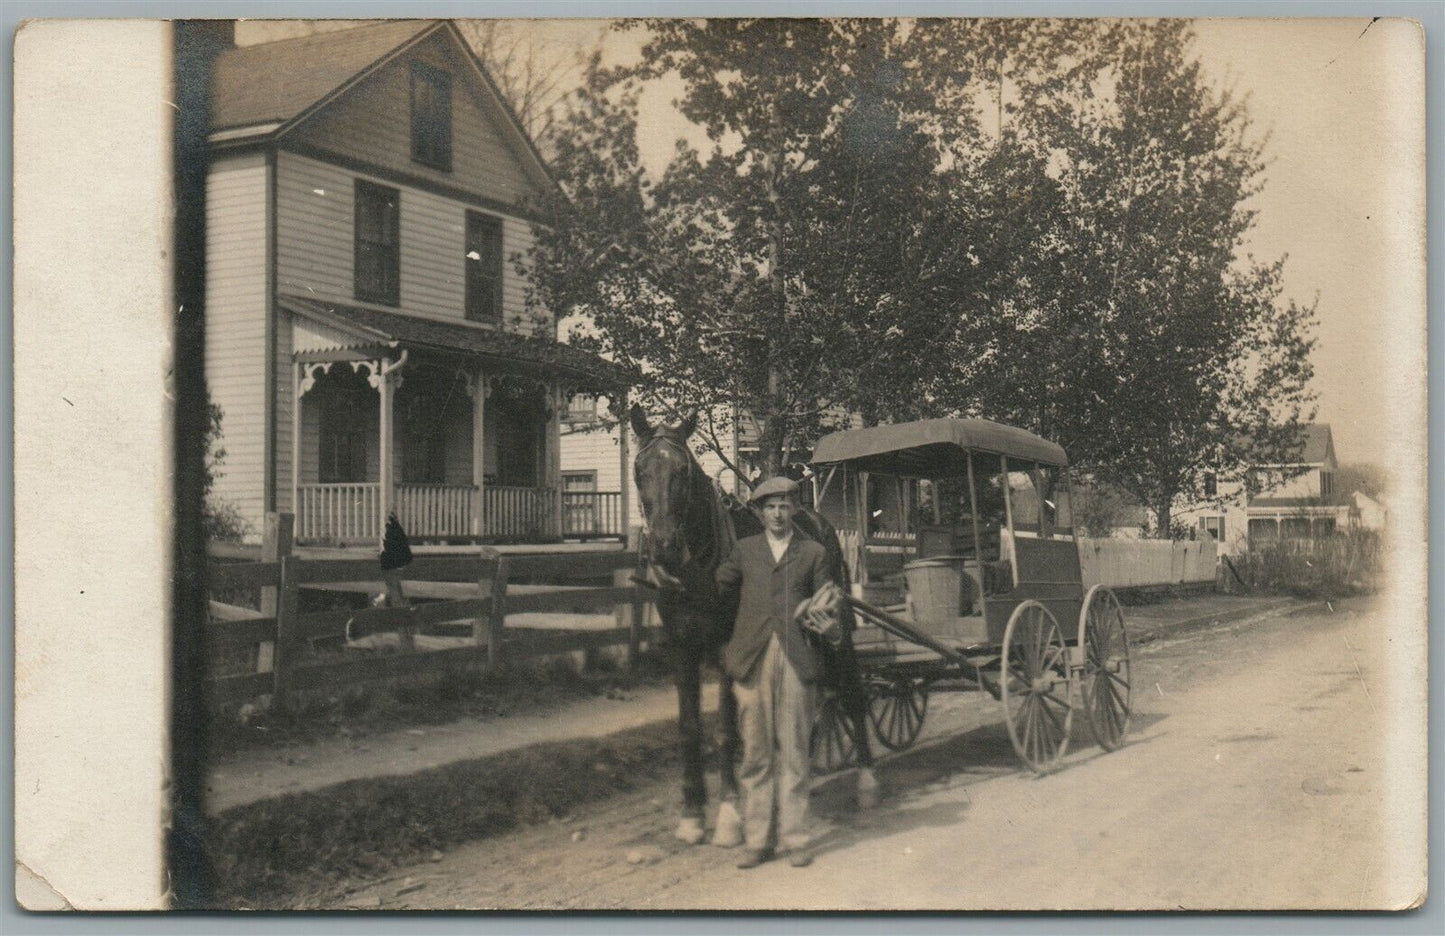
839;529;1217;591
1076;536;1217;590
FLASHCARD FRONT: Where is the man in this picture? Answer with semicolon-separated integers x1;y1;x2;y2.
716;476;831;869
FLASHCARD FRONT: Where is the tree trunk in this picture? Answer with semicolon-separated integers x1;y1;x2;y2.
1154;498;1173;540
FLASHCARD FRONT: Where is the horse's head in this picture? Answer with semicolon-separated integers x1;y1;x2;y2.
631;405;701;573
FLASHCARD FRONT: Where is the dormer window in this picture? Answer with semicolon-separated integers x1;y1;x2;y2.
410;63;452;171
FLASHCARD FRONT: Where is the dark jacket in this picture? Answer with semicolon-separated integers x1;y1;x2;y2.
716;532;831;683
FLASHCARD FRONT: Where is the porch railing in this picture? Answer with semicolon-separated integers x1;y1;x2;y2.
296;482;614;542
484;485;558;538
296;482;383;542
562;491;624;539
394;483;475;538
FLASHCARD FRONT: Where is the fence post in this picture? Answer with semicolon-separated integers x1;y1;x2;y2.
483;554;510;669
627;525;647;665
271;554;299;712
258;512;293;674
472;547;501;664
613;564;643;670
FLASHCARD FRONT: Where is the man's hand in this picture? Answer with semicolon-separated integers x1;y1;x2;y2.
794;581;843;646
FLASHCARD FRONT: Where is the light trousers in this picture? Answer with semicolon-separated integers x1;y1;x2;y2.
734;634;816;851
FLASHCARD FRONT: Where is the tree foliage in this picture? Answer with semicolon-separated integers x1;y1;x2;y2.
530;18;1316;524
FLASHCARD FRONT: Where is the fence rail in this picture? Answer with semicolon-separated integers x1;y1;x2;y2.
206;512;651;712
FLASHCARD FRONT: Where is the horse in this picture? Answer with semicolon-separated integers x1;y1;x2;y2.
629;406;878;846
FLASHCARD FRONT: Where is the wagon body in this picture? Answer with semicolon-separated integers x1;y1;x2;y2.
806;418;1133;774
811;418;1085;649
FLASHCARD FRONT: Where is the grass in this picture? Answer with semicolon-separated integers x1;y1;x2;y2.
210;654;673;759
206;714;706;908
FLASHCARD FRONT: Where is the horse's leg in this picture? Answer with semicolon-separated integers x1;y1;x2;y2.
836;635;880;808
712;669;743;847
673;641;707;844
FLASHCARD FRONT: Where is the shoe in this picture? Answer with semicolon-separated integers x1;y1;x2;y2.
787;849;813;868
736;848;773;869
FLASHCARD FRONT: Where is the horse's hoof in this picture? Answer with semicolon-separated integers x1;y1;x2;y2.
674;817;706;845
857;767;880;810
712;801;743;848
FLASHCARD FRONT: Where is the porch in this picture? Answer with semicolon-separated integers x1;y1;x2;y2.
294;482;626;542
284;296;630;546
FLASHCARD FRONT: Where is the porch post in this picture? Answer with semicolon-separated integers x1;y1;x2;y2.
617;388;630;540
291;363;303;539
378;363;393;539
373;351;408;543
471;366;487;537
547;380;564;538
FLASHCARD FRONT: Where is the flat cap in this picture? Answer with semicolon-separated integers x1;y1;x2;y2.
750;475;800;503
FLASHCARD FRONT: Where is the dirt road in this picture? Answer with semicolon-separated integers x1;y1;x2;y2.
327;599;1422;910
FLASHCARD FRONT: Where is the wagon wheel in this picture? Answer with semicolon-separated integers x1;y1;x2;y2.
810;691;859;774
1078;585;1132;750
867;678;928;751
1000;600;1074;774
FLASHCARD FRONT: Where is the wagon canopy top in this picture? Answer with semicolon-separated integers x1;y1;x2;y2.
810;418;1068;475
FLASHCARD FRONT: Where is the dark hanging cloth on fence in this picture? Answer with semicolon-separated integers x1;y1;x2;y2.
380;512;413;571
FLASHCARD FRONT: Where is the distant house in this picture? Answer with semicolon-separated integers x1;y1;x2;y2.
204;20;628;545
1178;424;1358;555
1353;490;1387;531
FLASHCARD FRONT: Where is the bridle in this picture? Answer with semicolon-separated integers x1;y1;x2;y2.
635;433;735;579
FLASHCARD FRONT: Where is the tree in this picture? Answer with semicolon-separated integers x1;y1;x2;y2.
935;20;1317;536
201;397;249;542
531;19;1012;478
455;20;605;157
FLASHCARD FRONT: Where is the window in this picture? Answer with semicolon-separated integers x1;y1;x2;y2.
319;391;371;484
1199;516;1223;541
410;63;452;170
1203;471;1218;498
465;212;504;323
1320;470;1332;499
563;394;598;424
562;471;597;493
354;180;400;305
401;393;447;484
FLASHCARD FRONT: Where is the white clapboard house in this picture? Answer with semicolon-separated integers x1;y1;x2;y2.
204;20;630;546
1177;423;1359;555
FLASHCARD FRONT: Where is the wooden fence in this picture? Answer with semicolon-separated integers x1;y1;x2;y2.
207;513;652;712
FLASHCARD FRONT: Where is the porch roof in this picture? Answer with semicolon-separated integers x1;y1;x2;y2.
280;295;634;390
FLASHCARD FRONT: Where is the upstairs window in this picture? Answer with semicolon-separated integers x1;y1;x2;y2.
466;211;504;323
410;63;452;171
354;180;400;305
1203;471;1218;498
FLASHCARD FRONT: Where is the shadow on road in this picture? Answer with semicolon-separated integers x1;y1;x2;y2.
807;709;1170;857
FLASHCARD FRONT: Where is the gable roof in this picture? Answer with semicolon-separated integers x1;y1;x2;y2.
211;20;436;131
209;20;556;193
1300;424;1334;464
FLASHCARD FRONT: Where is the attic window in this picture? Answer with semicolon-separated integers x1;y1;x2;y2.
410;63;452;171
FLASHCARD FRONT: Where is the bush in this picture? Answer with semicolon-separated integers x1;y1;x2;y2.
1234;530;1381;598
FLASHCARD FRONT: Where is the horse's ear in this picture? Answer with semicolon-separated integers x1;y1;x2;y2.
629;405;654;441
679;408;698;439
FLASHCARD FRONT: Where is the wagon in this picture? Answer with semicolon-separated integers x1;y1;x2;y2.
806;418;1132;774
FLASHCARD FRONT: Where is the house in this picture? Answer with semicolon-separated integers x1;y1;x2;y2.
204;20;629;545
1178;424;1358;555
1353;490;1387;531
